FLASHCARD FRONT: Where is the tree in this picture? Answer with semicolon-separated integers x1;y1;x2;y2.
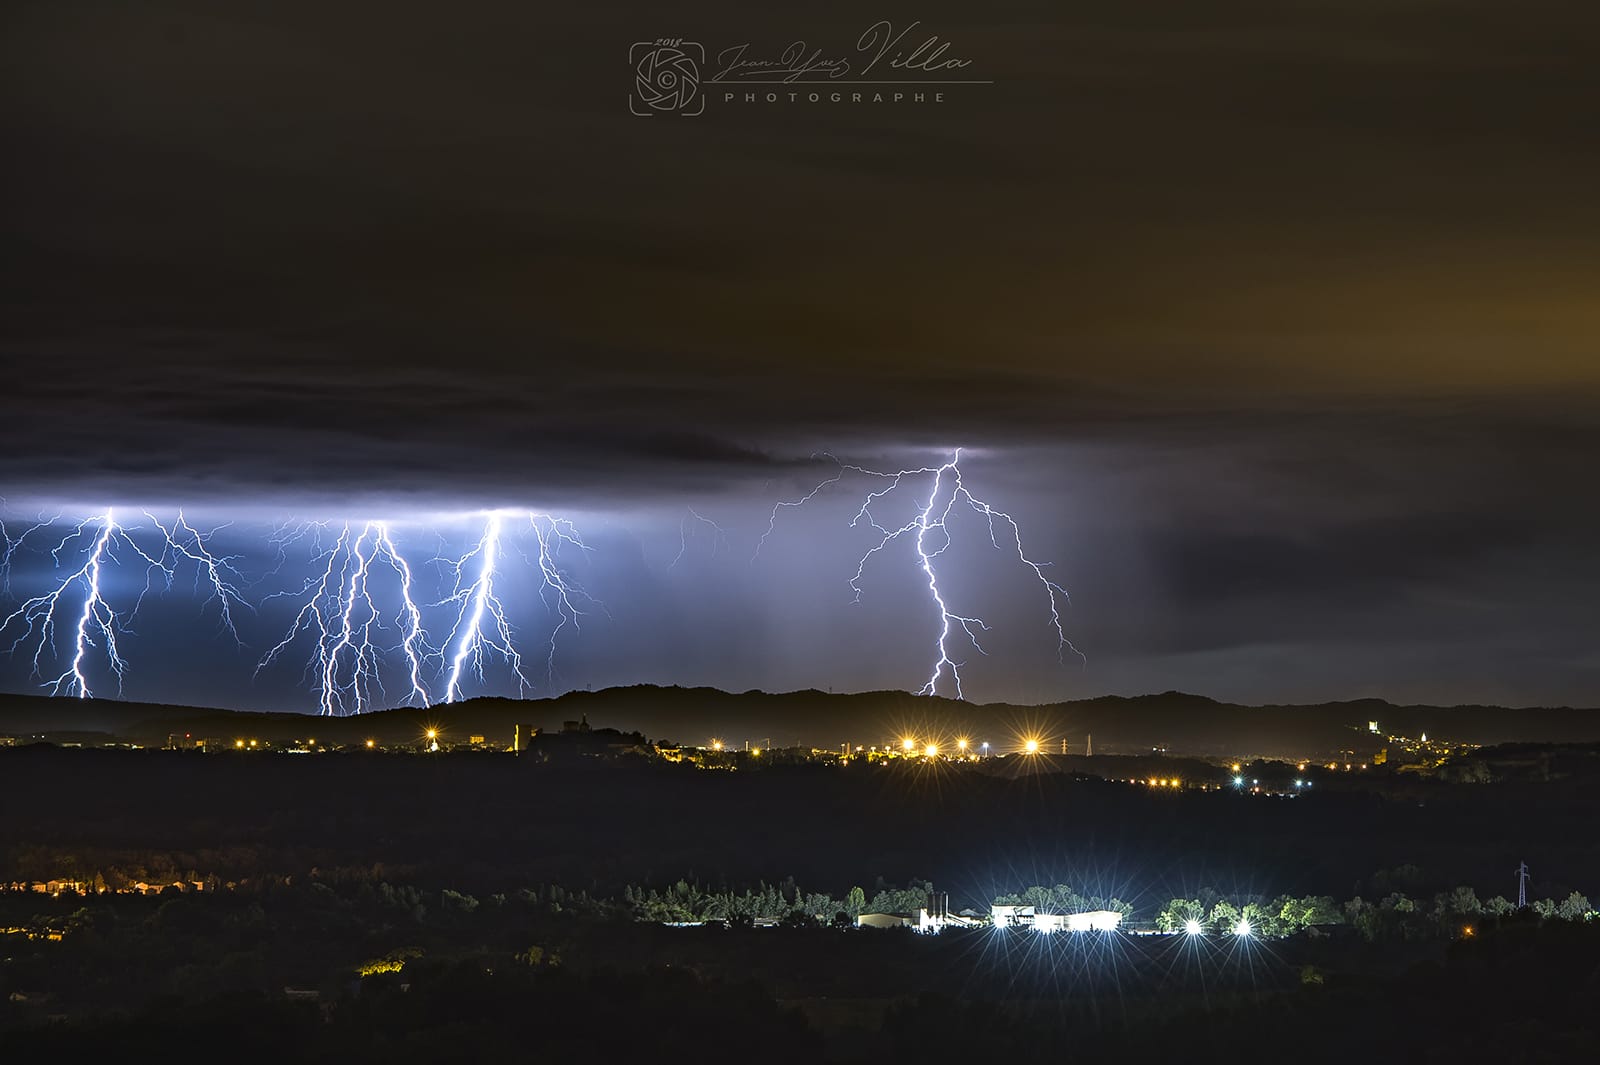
1483;895;1514;917
441;889;479;913
1445;886;1482;916
799;892;838;921
1371;864;1424;894
1345;897;1382;941
1301;895;1344;927
845;886;866;919
1155;898;1204;933
1555;892;1592;921
1383;892;1415;914
1207;900;1239;934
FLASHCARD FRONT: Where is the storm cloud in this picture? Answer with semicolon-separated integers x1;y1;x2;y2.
2;1;1597;708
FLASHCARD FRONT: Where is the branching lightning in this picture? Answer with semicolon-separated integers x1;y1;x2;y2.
1;506;60;599
437;512;599;703
759;448;1081;700
670;506;730;569
142;511;252;643
438;513;525;704
1;509;172;697
0;464;1060;713
258;520;433;716
3;502;602;715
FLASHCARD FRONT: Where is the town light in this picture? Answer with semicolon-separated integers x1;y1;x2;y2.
1235;918;1252;937
902;737;916;752
365;739;375;749
925;743;939;757
1023;737;1040;755
1184;919;1202;936
711;739;723;752
957;738;969;751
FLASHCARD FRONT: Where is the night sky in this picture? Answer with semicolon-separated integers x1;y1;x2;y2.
2;2;1597;711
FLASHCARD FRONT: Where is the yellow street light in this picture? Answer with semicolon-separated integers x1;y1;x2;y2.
1023;737;1040;755
365;739;375;749
925;743;938;758
902;737;916;752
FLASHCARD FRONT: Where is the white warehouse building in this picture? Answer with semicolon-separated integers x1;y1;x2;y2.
992;905;1123;933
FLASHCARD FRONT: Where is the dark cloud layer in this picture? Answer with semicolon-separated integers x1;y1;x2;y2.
2;2;1597;706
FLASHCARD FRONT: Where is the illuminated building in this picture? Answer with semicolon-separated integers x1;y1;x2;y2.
991;905;1123;933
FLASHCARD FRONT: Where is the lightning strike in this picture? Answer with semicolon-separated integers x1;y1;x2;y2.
753;461;847;562
438;512;599;703
258;520;433;715
670;506;730;569
526;513;602;684
760;449;1081;700
1;506;61;598
142;511;251;643
439;513;524;704
0;509;168;698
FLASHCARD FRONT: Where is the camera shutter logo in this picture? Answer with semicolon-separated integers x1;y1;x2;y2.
630;39;705;116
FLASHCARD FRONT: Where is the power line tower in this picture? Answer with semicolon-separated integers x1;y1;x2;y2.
1516;861;1530;909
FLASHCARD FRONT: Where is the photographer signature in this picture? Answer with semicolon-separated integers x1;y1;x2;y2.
710;20;975;83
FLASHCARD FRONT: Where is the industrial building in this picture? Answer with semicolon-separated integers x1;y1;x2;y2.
991;904;1123;933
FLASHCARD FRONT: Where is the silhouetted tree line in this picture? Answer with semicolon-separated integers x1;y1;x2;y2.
8;917;1600;1063
1152;885;1595;940
620;877;928;926
993;884;1136;917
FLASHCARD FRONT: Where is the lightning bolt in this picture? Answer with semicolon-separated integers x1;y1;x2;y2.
142;511;251;643
753;460;846;562
257;520;432;715
0;509;170;698
1;505;61;599
759;448;1081;700
438;512;599;703
376;523;430;708
438;513;523;703
670;506;730;569
5;504;598;713
526;513;602;684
